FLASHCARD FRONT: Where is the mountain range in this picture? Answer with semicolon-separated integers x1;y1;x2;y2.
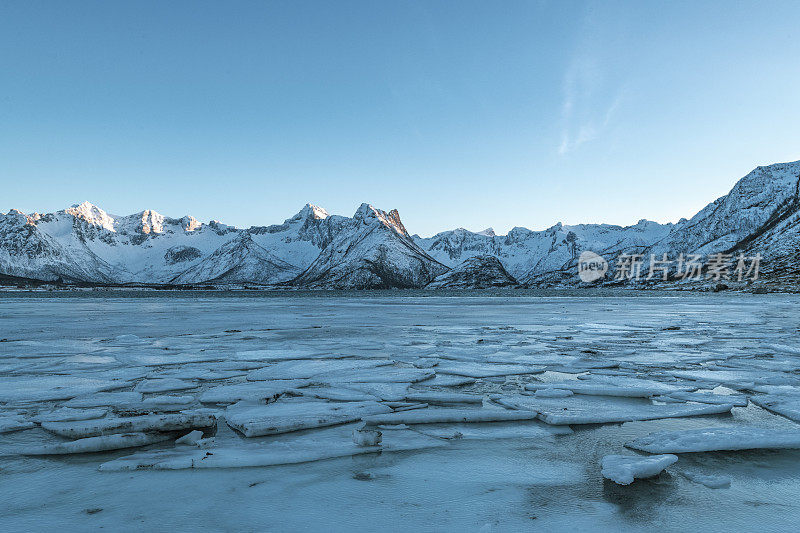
2;159;799;290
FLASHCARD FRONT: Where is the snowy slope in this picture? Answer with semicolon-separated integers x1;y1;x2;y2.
171;233;301;285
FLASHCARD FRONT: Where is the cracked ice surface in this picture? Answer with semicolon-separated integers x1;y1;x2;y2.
3;291;800;531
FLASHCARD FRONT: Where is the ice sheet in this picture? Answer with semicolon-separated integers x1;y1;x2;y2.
627;427;800;453
225;399;392;437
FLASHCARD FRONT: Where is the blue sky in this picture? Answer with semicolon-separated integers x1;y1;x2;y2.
2;1;799;236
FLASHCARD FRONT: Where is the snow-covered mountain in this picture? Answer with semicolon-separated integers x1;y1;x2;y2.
414;219;673;284
0;201;446;288
292;204;448;289
2;159;799;289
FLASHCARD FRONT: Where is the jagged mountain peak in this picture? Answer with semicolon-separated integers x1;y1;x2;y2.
303;203;330;220
64;202;116;232
477;227;496;237
285;203;330;224
353;203;408;236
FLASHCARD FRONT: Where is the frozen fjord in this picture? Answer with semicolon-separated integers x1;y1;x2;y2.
3;291;800;531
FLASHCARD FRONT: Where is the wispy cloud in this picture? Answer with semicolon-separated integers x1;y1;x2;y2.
558;8;626;155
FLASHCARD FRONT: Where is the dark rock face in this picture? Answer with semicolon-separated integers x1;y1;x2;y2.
426;255;518;289
164;246;203;265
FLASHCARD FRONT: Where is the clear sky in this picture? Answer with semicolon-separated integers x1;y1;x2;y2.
2;1;799;236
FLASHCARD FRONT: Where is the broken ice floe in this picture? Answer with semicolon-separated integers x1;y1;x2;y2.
175;430;205;446
246;359;392;381
402;392;483;404
601;454;678;485
64;391;143;409
361;408;540;426
225;399;392;437
0;376;128;403
289;387;380;402
32;407;108;423
434;362;544;378
495;396;733;425
98;426;445;471
199;380;307;404
414;421;572;440
626;427;800;453
312;367;434;383
415;374;476;387
750;394;800;422
524;376;695;398
330;382;411;401
0;415;35;434
533;388;574;398
24;432;172;455
667;391;748;406
41;412;216;439
134;378;197;394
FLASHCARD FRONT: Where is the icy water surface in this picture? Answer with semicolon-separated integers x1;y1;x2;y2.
2;291;800;532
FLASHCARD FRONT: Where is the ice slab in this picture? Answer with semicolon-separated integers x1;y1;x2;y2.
534;389;574;398
415;374;476;387
342;383;411;401
246;359;391;381
627;427;800;453
312;367;434;384
496;396;734;425
134;378;197;393
435;362;544;378
24;432;171;455
32;407;107;423
0;415;35;434
0;376;127;403
225;400;392;437
362;408;540;426
235;348;354;361
601;454;678;485
525;376;695;398
127;352;227;366
199;380;306;404
175;430;204;446
415;421;572;440
138;395;196;411
670;369;799;389
64;392;143;409
403;392;483;404
99;426;445;471
668;391;748;407
750;394;800;422
42;412;216;439
290;387;379;402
